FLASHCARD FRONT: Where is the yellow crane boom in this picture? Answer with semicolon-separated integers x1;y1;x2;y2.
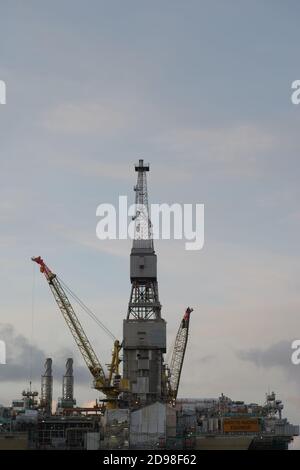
32;256;123;406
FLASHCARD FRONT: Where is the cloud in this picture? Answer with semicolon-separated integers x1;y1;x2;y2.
155;124;277;177
236;340;300;384
31;150;194;184
43;102;132;136
48;223;131;258
0;323;90;384
48;154;133;181
198;354;215;364
237;341;291;368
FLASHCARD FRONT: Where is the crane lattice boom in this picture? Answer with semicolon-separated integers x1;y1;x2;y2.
168;307;193;401
32;256;109;391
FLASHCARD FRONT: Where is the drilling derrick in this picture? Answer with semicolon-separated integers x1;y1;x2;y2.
123;159;166;405
40;358;53;416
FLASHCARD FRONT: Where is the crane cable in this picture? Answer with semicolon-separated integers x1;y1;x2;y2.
57;277;117;342
30;262;36;387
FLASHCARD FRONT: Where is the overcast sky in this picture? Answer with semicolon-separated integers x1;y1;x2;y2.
1;1;300;423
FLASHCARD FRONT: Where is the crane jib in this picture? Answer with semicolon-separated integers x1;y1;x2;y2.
31;256;123;403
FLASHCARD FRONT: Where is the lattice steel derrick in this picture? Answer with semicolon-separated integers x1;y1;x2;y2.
133;161;153;246
128;159;161;320
124;161;167;404
127;281;161;320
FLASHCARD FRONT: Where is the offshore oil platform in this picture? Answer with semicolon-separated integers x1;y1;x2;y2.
0;160;298;450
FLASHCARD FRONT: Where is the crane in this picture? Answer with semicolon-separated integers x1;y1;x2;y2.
166;307;193;402
32;256;127;408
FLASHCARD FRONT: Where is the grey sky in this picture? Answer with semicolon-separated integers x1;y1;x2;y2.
0;323;89;384
1;1;300;422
